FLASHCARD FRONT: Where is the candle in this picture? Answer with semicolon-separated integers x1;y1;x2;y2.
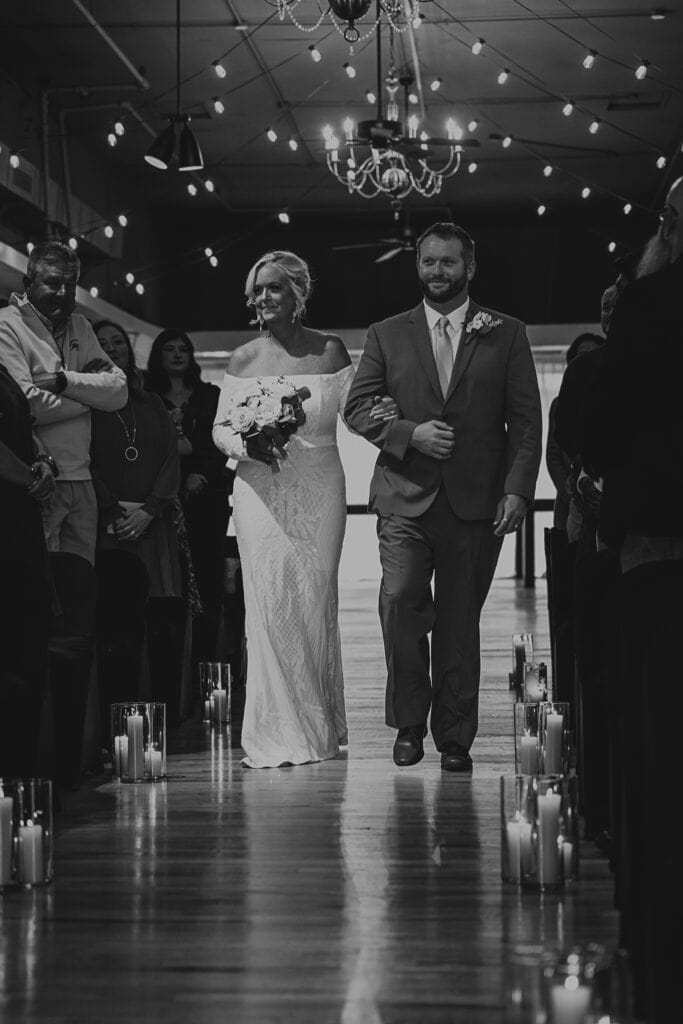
549;979;592;1024
562;840;574;879
213;688;227;725
524;666;545;702
127;714;144;780
144;747;163;778
544;712;564;774
203;699;211;721
113;734;128;777
505;818;532;881
538;790;562;886
520;734;539;774
0;796;13;886
18;821;44;885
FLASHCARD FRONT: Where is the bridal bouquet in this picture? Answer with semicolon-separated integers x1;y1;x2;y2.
220;376;311;471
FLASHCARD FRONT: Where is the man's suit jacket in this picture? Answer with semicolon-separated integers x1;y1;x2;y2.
344;300;542;519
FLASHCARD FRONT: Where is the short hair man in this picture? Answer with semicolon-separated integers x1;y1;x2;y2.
0;241;127;563
345;221;542;772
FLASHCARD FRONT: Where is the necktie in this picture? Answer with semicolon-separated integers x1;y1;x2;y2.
434;315;453;396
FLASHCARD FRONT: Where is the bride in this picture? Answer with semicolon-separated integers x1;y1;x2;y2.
213;250;389;768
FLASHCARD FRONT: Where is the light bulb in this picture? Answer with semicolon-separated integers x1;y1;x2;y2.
322;124;334;141
635;60;649;80
204;247;213;257
204;179;215;192
589;119;600;134
89;286;99;298
537;204;546;216
10;153;20;169
135;283;145;295
26;242;34;254
468;120;478;132
650;8;666;18
366;90;376;104
408;114;419;138
543;164;553;177
68;237;78;250
213;60;227;78
498;69;509;85
114;120;125;136
409;92;419;105
430;78;442;92
125;272;135;284
582;51;596;69
343;117;354;140
267;128;277;142
412;13;424;28
623;203;632;214
209;255;218;267
502;135;512;148
288;137;298;151
278;211;290;224
308;44;321;62
446;118;462;140
107;133;117;147
213;98;225;114
187;183;197;196
468;161;477;173
608;241;617;252
656;154;666;169
104;224;114;239
344;62;356;79
581;186;591;199
562;102;574;116
118;214;128;227
472;39;484;56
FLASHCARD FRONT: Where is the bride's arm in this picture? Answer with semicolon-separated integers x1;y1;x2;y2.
212;373;253;462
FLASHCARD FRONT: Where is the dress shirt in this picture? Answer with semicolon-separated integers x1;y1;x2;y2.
423;297;470;373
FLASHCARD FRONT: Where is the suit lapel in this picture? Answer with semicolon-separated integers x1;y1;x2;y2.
408;304;443;403
444;299;482;403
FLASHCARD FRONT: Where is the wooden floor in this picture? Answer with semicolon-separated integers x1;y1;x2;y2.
1;578;620;1024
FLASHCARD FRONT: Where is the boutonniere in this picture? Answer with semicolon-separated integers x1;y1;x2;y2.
465;311;503;336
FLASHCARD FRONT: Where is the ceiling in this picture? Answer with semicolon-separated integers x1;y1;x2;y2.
0;1;681;323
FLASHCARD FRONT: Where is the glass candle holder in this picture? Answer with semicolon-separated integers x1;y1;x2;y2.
544;945;607;1024
514;703;541;775
0;778;15;889
500;774;535;884
111;702;166;782
510;632;534;690
199;661;231;726
523;661;547;702
525;775;580;890
144;702;167;781
503;943;554;1023
540;701;572;776
10;779;53;888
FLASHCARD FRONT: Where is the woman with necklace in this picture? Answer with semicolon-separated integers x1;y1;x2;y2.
90;320;187;732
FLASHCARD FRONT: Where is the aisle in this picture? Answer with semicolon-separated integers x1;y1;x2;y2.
0;579;619;1024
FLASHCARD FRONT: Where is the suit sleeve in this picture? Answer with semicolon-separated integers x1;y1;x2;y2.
343;325;418;461
503;323;543;501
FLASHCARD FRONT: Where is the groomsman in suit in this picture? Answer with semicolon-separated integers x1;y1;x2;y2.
345;222;542;771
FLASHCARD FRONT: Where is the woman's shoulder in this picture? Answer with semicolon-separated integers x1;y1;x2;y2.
307;329;351;373
225;338;263;377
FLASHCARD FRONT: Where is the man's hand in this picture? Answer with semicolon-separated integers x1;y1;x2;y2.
185;472;207;494
27;461;56;503
577;475;602;515
115;507;154;542
493;494;528;537
409;420;455;460
245;435;279;465
369;395;399;422
81;357;115;374
34;372;65;394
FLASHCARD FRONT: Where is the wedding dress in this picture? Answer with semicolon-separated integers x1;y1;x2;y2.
212;365;354;767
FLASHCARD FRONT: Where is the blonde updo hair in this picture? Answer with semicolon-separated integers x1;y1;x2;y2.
244;250;313;326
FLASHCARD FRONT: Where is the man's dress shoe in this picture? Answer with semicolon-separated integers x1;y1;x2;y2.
393;725;426;767
441;742;473;772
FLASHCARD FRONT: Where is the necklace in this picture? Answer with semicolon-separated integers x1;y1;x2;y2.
114;405;139;462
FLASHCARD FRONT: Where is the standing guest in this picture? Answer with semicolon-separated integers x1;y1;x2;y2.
584;176;683;1024
0;242;127;564
345;222;542;772
0;360;55;778
212;250;359;769
90;320;185;729
145;329;233;687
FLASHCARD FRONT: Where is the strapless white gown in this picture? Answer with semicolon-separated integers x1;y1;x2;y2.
212;366;354;767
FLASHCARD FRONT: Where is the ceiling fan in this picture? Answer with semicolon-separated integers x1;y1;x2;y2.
332;221;417;263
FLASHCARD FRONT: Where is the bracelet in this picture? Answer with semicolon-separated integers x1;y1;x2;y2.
34;453;59;477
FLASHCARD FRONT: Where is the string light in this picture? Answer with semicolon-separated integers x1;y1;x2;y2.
502;135;512;148
104;224;114;239
543;164;553;177
471;39;484;56
278;211;290;224
68;237;78;250
204;179;215;192
213;98;225;115
187;183;198;196
537;204;546;216
135;282;145;295
581;186;591;199
608;241;617;252
589;119;600;134
212;60;227;78
366;90;376;104
89;286;99;297
308;44;322;62
582;51;596;70
266;127;278;142
118;214;128;227
468;161;477;173
498;69;509;85
656;154;666;169
26;242;34;254
204;247;213;257
209;255;218;267
114;121;125;136
125;272;135;284
412;13;424;29
9;153;20;169
430;77;442;92
635;60;649;80
562;101;574;117
288;137;299;151
623;203;632;214
107;133;117;147
344;62;356;78
409;92;419;105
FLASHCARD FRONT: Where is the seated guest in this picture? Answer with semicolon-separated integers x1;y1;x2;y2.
0;360;55;778
0;242;127;564
145;329;233;695
90;320;186;730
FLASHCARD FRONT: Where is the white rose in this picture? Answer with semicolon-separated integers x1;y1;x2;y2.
253;397;282;427
230;406;256;432
268;378;296;400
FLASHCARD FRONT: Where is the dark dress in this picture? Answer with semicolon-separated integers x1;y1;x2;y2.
91;389;186;729
160;381;233;675
0;362;51;778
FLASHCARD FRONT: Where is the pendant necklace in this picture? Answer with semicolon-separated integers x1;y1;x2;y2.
114;405;139;462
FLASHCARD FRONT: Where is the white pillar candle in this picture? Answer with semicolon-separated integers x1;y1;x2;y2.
549;979;592;1024
213;688;227;725
505;818;532;881
18;821;44;885
0;796;13;886
126;714;144;780
538;790;562;885
562;840;574;879
544;712;564;774
144;748;163;778
203;699;211;721
520;734;539;774
113;735;128;777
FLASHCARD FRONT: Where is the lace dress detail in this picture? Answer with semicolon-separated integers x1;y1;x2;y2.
213;365;354;767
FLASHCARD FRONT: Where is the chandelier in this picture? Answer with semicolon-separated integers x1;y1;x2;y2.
322;11;473;204
266;0;421;45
